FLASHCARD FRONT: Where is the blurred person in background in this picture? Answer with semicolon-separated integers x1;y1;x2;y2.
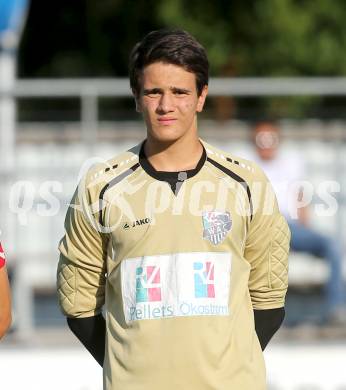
0;241;12;338
252;121;345;324
57;29;290;390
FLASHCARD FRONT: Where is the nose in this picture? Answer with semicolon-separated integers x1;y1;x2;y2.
157;92;174;114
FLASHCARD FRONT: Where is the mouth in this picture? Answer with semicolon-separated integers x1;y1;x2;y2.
157;118;177;125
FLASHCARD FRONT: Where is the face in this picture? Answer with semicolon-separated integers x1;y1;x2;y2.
254;123;280;161
135;62;208;143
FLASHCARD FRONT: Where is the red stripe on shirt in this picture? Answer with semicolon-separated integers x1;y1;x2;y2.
0;242;6;269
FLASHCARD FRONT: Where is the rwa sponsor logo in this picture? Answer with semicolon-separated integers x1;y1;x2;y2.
131;264;172;321
135;262;215;303
123;217;151;229
126;257;229;322
135;265;161;302
193;261;215;298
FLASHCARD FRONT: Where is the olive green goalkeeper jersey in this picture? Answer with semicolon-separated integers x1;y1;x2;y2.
57;140;290;390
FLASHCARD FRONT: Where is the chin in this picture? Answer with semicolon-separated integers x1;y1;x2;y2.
149;127;184;143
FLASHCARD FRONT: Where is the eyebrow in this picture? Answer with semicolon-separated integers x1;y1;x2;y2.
171;87;191;94
143;88;162;95
143;87;191;95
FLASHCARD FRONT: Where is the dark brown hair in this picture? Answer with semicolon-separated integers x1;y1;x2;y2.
129;29;209;97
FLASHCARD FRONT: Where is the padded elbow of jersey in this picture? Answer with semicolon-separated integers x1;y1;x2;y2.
250;215;290;310
57;261;77;316
57;260;106;318
268;215;290;291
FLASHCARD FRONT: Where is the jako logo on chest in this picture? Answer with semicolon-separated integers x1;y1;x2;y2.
123;218;151;229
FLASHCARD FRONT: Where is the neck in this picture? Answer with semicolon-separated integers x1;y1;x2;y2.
144;133;203;172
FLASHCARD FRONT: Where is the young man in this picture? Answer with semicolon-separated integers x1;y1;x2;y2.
0;242;12;339
57;29;290;390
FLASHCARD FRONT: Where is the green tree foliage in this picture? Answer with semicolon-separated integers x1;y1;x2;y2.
20;0;346;77
157;0;233;74
157;0;346;77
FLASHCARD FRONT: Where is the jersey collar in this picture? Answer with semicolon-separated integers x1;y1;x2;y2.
139;140;207;183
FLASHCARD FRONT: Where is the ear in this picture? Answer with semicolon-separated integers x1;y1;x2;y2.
196;85;208;113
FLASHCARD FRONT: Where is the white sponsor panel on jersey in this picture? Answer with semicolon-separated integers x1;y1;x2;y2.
121;251;231;323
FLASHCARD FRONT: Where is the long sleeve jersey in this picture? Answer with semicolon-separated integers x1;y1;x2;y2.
57;140;290;390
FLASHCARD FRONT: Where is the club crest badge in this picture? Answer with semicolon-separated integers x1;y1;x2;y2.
202;211;232;245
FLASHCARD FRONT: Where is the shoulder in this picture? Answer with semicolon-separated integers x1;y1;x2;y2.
202;140;269;185
69;143;143;210
87;143;141;182
81;143;143;194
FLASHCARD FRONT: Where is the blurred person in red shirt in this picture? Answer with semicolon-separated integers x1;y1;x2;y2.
0;242;12;338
